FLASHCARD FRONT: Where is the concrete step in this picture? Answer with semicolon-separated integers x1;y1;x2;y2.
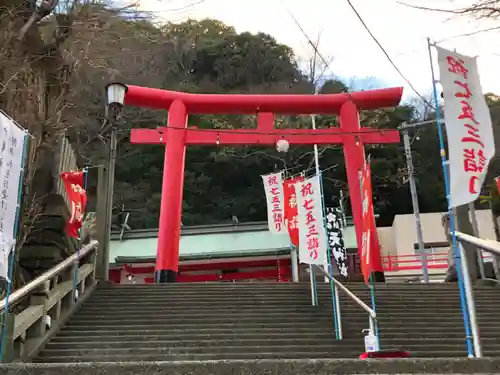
70;309;499;318
58;322;345;331
59;322;500;334
93;283;457;289
44;338;353;350
56;325;340;335
32;349;500;363
49;331;345;341
66;316;336;325
74;307;368;315
7;357;500;375
65;315;500;326
90;287;500;294
43;337;500;351
84;296;500;304
37;344;367;356
29;351;385;362
77;301;498;309
66;314;482;323
49;329;500;341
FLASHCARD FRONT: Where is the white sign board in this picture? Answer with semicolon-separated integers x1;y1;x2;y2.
295;175;327;265
436;46;495;207
0;112;26;280
261;172;286;235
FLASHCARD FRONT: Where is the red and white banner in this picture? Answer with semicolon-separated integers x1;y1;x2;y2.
283;176;304;247
295;175;327;265
60;171;87;238
0;112;27;281
360;164;383;284
436;46;495;207
262;172;285;235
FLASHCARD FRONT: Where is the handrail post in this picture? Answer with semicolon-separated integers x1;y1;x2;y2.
334;284;343;339
457;240;483;357
0;313;14;363
369;315;376;336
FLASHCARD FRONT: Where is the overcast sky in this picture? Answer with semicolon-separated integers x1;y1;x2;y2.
137;0;500;101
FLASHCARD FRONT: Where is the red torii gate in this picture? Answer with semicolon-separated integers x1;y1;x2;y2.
122;85;403;282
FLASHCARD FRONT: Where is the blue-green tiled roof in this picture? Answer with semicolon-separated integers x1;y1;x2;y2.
109;221;358;264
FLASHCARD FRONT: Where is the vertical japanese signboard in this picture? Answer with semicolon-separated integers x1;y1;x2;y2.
295;175;327;265
436;46;495;207
283;176;303;247
60;171;87;238
262;172;285;235
326;207;348;277
0;112;26;280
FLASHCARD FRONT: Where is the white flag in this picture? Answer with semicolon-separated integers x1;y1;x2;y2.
0;112;26;280
436;46;495;207
261;172;286;235
295;175;327;265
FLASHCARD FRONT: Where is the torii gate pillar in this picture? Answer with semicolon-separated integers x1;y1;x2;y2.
122;85;403;283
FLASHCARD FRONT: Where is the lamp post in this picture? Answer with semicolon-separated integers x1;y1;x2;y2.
101;83;127;281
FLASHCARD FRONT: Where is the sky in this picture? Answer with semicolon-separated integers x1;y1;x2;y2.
136;0;500;101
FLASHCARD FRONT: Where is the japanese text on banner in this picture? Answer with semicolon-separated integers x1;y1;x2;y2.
261;172;285;235
0;112;26;280
60;171;88;238
436;46;495;207
326;207;348;277
283;177;303;247
359;164;382;284
295;175;327;265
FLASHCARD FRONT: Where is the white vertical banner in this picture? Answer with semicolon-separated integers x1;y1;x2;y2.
0;112;26;280
262;171;286;235
436;46;495;207
295;175;327;265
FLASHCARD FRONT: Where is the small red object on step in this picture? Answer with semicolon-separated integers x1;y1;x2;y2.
359;350;413;359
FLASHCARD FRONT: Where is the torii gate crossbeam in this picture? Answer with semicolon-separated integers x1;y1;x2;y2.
122;84;403;283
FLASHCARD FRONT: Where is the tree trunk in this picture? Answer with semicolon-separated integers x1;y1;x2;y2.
0;3;75;289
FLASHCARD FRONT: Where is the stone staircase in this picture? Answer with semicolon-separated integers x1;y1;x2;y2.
31;281;500;362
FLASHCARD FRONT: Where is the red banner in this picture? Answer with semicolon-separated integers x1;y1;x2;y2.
283;176;304;247
60;171;87;238
496;176;500;195
360;163;383;284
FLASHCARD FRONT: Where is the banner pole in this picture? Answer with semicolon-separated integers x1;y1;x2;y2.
309;262;318;306
358;165;380;349
318;172;340;339
0;131;29;360
72;167;89;302
427;37;474;357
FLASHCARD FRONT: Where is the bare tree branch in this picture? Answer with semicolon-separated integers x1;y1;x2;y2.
397;0;500;19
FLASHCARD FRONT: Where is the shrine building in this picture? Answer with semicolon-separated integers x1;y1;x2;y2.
108;221;358;284
107;209;497;284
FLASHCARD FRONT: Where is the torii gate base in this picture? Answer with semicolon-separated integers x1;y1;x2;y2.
123;85;403;283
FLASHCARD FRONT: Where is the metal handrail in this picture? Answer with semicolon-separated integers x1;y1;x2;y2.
315;265;376;319
0;240;98;311
450;231;500;359
455;231;500;256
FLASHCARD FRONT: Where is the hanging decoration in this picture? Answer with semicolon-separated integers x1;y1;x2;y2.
326;207;348;277
60;170;88;238
295;174;327;265
261;171;286;235
283;176;304;247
